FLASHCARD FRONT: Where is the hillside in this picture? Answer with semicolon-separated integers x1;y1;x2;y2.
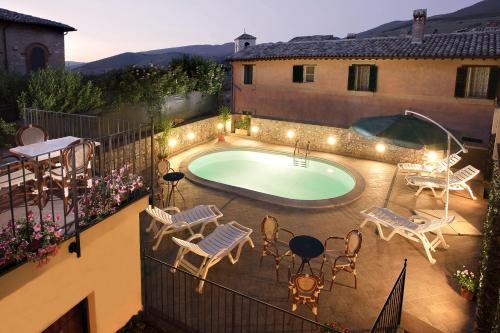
358;0;500;37
74;42;234;75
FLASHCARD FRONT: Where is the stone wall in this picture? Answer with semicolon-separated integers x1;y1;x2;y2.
155;116;220;157
0;22;65;74
247;117;426;164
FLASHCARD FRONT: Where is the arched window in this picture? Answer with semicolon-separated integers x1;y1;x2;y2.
26;44;48;72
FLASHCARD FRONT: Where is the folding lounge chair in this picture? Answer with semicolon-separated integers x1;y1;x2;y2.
360;207;454;264
398;153;461;174
405;165;480;200
146;204;223;251
172;221;254;292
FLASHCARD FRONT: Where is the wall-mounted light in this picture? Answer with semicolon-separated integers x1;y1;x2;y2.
217;123;224;130
287;130;295;139
327;136;336;145
375;143;386;153
251;126;259;134
168;138;177;147
187;132;195;140
427;151;438;162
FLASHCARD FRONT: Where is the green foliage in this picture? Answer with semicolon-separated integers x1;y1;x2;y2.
453;267;478;293
17;68;103;113
170;55;224;94
0;117;16;148
218;105;231;134
0;71;27;113
235;116;251;130
156;119;174;158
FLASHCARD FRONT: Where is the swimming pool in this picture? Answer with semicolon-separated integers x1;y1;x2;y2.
182;149;365;208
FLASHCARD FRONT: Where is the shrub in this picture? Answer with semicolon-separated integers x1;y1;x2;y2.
0;70;27;120
17;68;104;113
235;116;251;130
0;117;16;148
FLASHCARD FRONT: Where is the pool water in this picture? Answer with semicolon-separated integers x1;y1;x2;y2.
187;150;356;201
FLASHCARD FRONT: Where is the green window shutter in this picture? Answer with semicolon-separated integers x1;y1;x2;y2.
243;65;253;84
293;65;303;83
454;66;468;98
369;65;378;92
487;66;498;100
347;65;355;90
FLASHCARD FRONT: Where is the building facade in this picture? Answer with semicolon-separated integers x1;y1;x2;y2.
229;11;500;147
0;8;75;75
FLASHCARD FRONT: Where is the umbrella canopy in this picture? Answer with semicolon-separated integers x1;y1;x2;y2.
351;114;460;150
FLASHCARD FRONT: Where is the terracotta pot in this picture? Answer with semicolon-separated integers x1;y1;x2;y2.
218;134;225;142
460;287;475;301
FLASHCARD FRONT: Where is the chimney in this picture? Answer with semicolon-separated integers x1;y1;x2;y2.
411;9;427;44
346;33;357;39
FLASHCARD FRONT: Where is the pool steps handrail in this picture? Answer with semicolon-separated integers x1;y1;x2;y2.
293;140;311;167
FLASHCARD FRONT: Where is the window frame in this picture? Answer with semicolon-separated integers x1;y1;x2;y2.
292;64;316;83
348;64;377;92
243;64;254;85
25;43;48;73
455;65;498;100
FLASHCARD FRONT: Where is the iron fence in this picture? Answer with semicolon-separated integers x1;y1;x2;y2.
370;259;407;333
22;108;136;139
0;122;154;272
142;255;334;333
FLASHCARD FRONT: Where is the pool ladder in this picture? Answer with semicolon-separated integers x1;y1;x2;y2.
293;140;310;167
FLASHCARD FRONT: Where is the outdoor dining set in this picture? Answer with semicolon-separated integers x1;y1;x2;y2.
0;124;97;217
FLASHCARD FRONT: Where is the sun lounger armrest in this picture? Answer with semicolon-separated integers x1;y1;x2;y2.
208;205;223;218
185;233;204;242
162;206;181;213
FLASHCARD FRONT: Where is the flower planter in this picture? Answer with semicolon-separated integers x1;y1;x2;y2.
460;287;475;301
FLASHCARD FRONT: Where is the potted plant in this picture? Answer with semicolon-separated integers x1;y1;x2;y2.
217;105;231;141
155;119;173;168
453;266;478;301
235;116;251;136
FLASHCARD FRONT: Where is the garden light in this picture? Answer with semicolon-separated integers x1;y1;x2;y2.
375;143;386;153
427;151;438;162
286;130;295;139
327;136;336;145
217;123;224;130
168;138;177;147
187;132;195;140
251;126;259;133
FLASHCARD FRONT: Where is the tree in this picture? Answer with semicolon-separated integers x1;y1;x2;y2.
17;68;103;113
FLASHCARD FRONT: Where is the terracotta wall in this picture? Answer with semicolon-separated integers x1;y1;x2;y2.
0;197;147;333
231;58;498;146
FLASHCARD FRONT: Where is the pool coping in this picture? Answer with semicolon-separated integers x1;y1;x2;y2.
179;147;366;209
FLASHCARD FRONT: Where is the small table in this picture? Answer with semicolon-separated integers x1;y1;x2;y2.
9;136;81;160
163;172;185;207
289;235;324;274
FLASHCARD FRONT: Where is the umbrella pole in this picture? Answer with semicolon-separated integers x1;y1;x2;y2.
445;134;451;221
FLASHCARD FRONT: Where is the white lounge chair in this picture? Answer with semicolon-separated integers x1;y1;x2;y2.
398;153;461;175
146;204;223;251
172;221;254;292
405;165;480;200
360;207;454;264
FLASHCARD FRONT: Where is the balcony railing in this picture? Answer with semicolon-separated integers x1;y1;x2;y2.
0;120;154;273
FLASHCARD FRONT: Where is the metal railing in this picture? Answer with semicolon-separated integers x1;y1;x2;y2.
0;123;154;272
370;259;407;333
22;108;136;139
142;255;333;333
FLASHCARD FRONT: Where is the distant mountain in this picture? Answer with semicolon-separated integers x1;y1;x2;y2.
74;42;234;75
65;61;85;70
358;0;500;38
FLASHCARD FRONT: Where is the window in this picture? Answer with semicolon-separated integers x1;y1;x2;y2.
347;65;377;92
243;64;253;85
26;44;48;72
455;66;498;99
292;65;315;83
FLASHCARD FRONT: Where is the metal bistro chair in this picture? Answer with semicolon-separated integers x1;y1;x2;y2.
260;215;295;281
320;230;362;291
156;159;173;207
288;268;324;321
0;154;37;212
46;139;94;216
15;124;48;146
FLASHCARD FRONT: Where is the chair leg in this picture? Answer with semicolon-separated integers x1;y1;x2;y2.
353;270;357;289
464;184;477;200
152;230;168;251
415;186;424;197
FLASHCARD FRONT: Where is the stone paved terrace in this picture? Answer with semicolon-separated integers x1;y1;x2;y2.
141;135;486;333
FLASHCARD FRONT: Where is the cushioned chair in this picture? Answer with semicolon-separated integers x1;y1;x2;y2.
260;215;295;281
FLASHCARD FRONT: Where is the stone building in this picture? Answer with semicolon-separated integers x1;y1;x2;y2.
0;8;75;75
228;10;500;148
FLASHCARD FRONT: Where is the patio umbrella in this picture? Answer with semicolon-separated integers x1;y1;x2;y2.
351;114;458;150
351;111;467;222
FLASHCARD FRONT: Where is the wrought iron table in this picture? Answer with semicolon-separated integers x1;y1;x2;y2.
163;171;185;206
289;235;324;274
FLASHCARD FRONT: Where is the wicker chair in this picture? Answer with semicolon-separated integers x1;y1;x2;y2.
320;230;362;291
260;215;295;281
0;154;37;211
156;159;174;207
45;139;94;216
15;124;48;146
288;268;324;321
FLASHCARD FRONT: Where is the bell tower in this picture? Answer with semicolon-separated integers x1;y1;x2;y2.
234;31;256;52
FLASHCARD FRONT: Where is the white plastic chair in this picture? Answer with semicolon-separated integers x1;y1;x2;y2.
146;204;223;250
405;165;480;200
398;153;461;175
172;221;254;293
360;207;454;264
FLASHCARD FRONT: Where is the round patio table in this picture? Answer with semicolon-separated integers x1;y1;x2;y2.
289;235;324;274
163;172;185;206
